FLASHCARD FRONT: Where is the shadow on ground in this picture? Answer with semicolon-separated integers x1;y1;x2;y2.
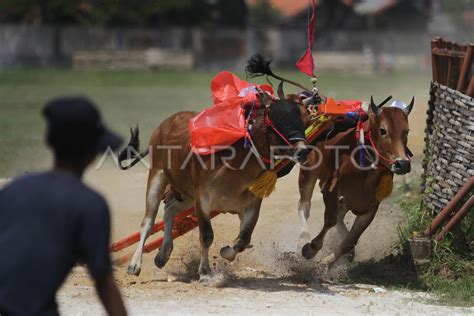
225;275;332;293
346;251;427;291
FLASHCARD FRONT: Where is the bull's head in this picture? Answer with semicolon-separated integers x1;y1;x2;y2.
368;96;414;175
265;82;311;163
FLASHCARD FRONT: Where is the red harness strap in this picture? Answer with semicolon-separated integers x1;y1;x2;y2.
366;130;396;165
355;124;395;171
264;113;295;148
244;110;297;166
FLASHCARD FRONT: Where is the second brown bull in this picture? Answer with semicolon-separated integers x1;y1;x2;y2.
298;97;414;266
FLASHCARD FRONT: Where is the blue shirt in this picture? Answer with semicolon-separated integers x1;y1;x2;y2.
0;172;112;316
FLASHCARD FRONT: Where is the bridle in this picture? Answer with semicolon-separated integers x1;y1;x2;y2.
360;124;412;172
263;108;297;148
365;129;396;171
244;107;299;166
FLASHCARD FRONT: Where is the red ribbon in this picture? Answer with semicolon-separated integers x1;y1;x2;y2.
296;0;316;77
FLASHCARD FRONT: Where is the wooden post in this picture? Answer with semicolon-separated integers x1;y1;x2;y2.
466;75;474;97
446;41;454;88
456;44;473;92
439;39;447;85
435;196;474;242
424;177;473;236
431;37;442;83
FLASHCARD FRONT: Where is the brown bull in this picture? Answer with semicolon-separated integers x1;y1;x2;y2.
298;97;414;266
119;94;312;282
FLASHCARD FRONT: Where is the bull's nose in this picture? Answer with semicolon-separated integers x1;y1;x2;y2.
394;159;411;175
295;147;310;163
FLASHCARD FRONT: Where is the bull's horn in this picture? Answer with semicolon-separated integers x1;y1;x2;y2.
403;97;415;116
370;96;380;116
277;81;285;100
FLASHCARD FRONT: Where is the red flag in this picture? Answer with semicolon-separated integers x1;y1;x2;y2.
296;0;316;77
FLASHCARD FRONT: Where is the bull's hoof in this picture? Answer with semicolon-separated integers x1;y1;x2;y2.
297;231;311;251
220;246;237;262
302;243;317;259
127;264;141;276
198;274;211;284
198;273;226;287
154;245;173;269
154;253;168;269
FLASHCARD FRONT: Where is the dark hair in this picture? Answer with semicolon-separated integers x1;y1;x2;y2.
46;128;96;163
42;96;122;163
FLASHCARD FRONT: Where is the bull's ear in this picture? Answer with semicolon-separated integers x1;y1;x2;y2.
284;94;301;103
277;81;285;100
403;97;414;116
369;96;380;116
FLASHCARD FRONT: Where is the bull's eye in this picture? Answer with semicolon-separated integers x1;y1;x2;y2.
379;127;387;136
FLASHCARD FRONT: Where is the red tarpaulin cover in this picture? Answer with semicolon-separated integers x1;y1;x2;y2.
189;71;274;155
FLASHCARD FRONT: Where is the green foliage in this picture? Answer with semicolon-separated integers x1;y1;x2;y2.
399;195;430;236
397;187;473;263
0;0;248;27
424;275;474;306
397;190;474;306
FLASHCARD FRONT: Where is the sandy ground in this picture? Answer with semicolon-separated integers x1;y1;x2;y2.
44;162;469;315
59;266;470;316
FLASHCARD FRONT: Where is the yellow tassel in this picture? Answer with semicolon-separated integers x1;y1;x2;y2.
375;173;393;202
248;170;277;198
305;115;330;137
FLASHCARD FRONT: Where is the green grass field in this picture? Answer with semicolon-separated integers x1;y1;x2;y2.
0;69;430;177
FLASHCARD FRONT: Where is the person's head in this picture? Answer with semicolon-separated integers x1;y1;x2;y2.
42;96;122;173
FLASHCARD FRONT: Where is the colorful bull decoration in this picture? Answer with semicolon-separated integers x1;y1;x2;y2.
112;56;414;279
111;66;370;276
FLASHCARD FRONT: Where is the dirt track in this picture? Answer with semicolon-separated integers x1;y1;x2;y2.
54;165;472;315
59;266;468;315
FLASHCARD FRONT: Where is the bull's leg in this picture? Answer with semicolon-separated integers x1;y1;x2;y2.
335;196;349;237
301;181;338;260
220;199;262;261
335;196;354;259
321;208;377;266
128;169;168;276
154;198;192;268
297;169;318;249
195;196;214;280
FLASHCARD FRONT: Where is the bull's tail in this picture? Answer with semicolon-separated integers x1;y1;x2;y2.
117;125;149;170
245;54;311;92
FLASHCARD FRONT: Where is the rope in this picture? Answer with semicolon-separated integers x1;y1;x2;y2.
367;130;396;164
265;114;295;147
